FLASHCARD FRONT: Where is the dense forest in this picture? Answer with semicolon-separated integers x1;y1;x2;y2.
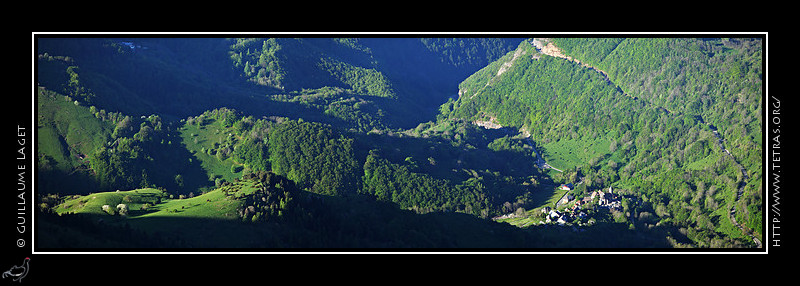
35;36;763;250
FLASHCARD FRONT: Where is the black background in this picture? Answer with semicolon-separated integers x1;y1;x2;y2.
9;28;783;284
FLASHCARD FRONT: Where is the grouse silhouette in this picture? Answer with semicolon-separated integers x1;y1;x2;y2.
2;257;29;282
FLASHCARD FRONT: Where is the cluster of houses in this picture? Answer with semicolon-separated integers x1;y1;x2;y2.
542;207;581;225
591;187;622;210
491;183;625;227
541;185;622;226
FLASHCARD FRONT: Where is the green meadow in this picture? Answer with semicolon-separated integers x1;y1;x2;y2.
179;117;245;183
49;180;268;247
540;134;614;171
54;180;263;220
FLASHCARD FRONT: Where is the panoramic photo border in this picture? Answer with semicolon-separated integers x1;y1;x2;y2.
19;31;773;258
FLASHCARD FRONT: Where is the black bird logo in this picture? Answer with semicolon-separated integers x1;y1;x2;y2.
2;257;29;282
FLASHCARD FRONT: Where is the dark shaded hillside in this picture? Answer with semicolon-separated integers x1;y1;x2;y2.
37;38;237;119
36;37;523;130
364;38;524;128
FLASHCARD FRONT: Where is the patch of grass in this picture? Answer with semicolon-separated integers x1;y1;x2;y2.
139;185;245;220
55;181;263;220
55;188;167;216
541;135;612;171
685;153;720;170
179;120;244;183
50;181;269;247
500;215;540;228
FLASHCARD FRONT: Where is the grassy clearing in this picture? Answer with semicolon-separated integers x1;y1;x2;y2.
501;215;540;228
55;188;167;216
51;181;266;247
54;181;262;220
179;120;244;183
541;136;612;171
138;190;235;219
685;153;720;171
138;181;260;220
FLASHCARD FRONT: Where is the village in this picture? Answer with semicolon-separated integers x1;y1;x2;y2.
469;98;623;228
540;183;623;226
493;182;623;228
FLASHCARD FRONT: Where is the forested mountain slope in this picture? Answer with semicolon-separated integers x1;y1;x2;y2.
551;38;762;175
443;38;763;248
